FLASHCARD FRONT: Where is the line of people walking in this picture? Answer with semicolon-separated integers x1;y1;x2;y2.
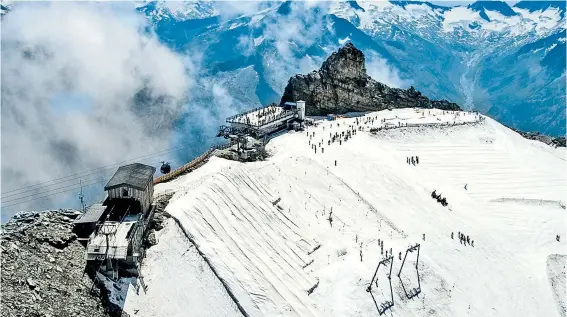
452;231;474;247
431;190;448;207
407;156;419;165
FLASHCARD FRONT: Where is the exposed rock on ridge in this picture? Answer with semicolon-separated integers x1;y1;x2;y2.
280;43;460;115
0;210;111;317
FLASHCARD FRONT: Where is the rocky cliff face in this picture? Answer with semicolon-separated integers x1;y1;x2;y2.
280;43;460;115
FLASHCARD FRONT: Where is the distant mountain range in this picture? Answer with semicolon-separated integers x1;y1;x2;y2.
3;1;564;136
133;0;565;136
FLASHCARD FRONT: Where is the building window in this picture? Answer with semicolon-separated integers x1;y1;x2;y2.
122;189;128;197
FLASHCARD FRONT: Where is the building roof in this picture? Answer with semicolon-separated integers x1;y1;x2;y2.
104;163;156;191
73;203;107;224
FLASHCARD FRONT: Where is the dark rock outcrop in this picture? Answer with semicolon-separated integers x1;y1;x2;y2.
280;43;460;115
508;127;566;147
1;210;110;317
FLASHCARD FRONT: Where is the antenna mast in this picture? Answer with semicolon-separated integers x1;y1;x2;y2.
79;179;86;213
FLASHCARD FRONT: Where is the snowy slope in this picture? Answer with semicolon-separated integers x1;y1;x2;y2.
131;108;566;317
104;216;244;317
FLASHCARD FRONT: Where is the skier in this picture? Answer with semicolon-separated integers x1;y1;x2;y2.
466;235;470;245
399;252;402;260
557;235;560;242
451;232;454;239
422;233;425;241
335;160;337;166
416;156;419;164
471;240;474;247
464;184;468;190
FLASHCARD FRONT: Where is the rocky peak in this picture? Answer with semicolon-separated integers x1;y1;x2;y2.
320;43;367;81
280;43;460;115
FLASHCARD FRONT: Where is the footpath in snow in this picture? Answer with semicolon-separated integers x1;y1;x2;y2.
126;108;566;317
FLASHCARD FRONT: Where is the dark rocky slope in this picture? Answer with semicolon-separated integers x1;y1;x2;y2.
1;210;110;317
507;126;566;148
280;43;460;115
1;195;172;317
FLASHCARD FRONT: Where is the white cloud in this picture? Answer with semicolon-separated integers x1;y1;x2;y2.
1;2;192;218
365;52;411;88
259;1;333;92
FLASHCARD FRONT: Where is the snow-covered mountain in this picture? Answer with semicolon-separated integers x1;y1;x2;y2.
107;108;566;317
134;0;565;136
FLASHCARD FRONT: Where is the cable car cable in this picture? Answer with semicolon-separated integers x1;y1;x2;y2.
1;141;193;196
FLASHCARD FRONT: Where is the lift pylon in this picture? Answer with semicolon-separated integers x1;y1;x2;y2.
397;243;421;300
366;255;394;315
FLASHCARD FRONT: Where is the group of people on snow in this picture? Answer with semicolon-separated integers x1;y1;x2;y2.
431;190;448;207
307;120;363;155
452;231;474;247
407;156;419;165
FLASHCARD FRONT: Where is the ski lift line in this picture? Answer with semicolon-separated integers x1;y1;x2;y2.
0;173;112;204
1;156;164;200
1;155;165;200
1;178;104;208
1;169;114;200
2;155;173;207
1;141;194;195
1;147;175;195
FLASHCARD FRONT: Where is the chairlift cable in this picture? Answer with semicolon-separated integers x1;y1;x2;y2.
1;141;194;196
1;178;104;208
1;155;165;199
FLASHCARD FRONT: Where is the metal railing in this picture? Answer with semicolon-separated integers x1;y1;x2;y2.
227;108;297;128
